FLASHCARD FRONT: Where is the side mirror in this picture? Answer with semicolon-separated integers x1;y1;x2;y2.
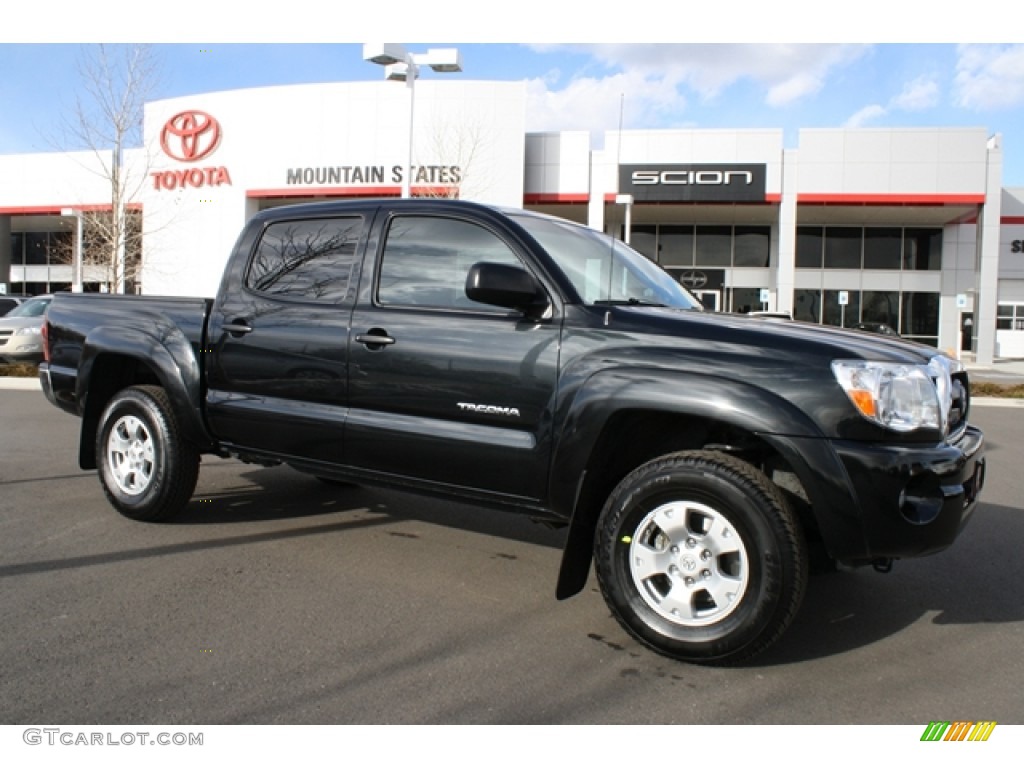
465;262;549;317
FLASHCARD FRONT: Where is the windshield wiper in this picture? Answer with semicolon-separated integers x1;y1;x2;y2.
594;298;667;307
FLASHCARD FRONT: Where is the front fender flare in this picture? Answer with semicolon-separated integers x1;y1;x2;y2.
551;368;829;599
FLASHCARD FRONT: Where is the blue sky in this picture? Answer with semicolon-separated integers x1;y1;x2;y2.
3;3;1024;185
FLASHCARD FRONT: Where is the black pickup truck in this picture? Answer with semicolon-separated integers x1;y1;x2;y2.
39;198;986;664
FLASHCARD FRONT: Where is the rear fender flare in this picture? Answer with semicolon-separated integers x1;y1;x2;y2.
77;323;209;468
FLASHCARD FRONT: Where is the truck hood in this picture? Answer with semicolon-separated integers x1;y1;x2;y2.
576;305;963;443
609;306;943;367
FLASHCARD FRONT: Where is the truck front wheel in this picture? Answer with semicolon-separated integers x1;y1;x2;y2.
594;450;807;665
96;385;200;522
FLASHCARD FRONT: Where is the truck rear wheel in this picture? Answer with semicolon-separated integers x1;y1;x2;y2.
594;450;807;665
96;385;200;522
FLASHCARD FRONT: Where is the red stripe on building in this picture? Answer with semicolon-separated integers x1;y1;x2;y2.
248;186;402;198
523;193;589;204
602;193;779;205
247;186;463;199
797;193;985;205
0;203;123;215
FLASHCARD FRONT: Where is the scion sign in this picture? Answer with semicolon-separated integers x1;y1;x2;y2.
620;164;767;203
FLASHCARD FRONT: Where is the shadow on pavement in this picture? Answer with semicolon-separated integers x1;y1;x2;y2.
753;500;1024;666
170;462;568;551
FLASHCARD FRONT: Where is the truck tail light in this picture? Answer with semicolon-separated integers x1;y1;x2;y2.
41;320;51;363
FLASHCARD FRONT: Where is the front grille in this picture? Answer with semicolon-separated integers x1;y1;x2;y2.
929;355;969;442
948;371;970;440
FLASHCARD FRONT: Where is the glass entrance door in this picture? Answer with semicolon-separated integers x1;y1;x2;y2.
693;289;721;312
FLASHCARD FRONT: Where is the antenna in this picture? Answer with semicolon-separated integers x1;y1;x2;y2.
616;93;625;170
605;93;626;299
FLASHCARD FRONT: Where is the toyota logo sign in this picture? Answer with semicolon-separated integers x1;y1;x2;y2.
160;110;221;163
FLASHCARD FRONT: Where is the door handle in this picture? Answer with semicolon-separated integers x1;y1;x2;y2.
222;320;253;336
355;330;396;349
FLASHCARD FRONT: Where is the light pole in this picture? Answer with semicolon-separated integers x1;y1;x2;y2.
363;44;462;198
60;207;84;292
615;194;634;245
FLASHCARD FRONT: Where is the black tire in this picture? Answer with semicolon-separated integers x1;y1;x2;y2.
95;385;200;522
594;450;807;665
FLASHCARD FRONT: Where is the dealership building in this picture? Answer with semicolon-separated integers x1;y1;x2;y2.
1;79;1023;364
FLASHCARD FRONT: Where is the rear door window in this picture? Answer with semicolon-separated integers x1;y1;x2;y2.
246;217;363;303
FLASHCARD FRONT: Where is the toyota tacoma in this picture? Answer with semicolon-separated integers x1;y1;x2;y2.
39;199;986;664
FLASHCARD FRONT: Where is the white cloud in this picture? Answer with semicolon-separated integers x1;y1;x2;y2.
524;70;686;133
844;104;887;128
843;73;940;128
522;44;871;135
765;72;824;107
954;44;1024;110
891;76;939;111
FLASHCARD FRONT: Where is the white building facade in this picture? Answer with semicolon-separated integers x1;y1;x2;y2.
1;79;1022;364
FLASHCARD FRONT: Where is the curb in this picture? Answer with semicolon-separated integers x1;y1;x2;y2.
971;396;1024;408
0;377;42;391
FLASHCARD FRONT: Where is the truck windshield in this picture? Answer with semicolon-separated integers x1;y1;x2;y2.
511;213;702;310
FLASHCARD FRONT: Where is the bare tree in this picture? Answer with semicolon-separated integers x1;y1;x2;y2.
56;44;161;292
418;113;496;200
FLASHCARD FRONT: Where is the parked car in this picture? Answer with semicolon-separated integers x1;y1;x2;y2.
852;321;900;337
0;295;29;317
0;295;52;364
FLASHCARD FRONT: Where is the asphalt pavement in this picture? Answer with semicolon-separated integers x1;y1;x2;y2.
1;383;1023;728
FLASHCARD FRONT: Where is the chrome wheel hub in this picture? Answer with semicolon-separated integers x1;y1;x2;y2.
628;500;749;627
107;415;156;496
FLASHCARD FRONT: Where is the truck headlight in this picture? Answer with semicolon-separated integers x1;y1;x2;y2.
14;326;42;336
831;360;941;432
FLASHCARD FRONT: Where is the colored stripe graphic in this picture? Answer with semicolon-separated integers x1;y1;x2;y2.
920;721;996;742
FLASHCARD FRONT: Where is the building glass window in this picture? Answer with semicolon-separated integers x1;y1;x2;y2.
633;224;768;269
796;227;823;269
863;227;902;270
904;228;942;270
901;292;940;345
997;304;1013;330
25;232;49;265
9;232;24;266
731;286;765;314
823;289;861;328
797;226;942;271
695;225;731;267
794;288;821;323
862;290;900;329
997;304;1022;330
997;304;1024;330
50;231;72;267
794;288;938;343
659;225;694;267
630;225;658;262
733;226;770;268
823;227;861;269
